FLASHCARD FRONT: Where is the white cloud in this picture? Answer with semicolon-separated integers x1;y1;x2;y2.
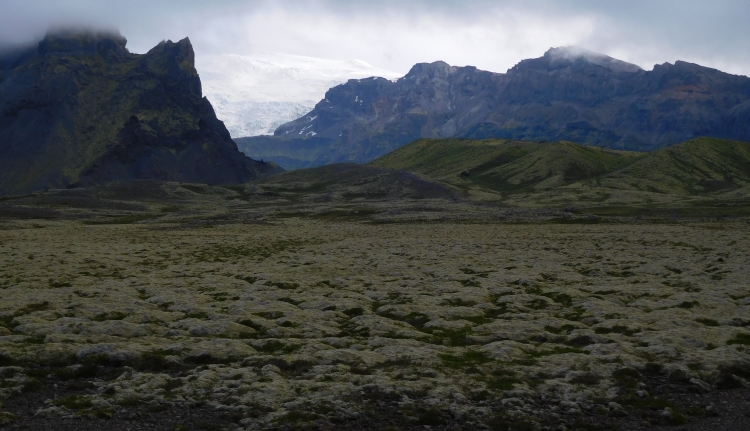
1;0;749;76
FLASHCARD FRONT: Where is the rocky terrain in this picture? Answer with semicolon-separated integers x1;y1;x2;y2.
0;30;282;196
0;175;748;430
236;47;750;169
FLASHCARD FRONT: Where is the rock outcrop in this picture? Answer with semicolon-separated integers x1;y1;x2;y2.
0;30;282;196
236;47;750;169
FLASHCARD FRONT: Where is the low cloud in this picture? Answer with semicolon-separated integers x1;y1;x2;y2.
2;0;749;76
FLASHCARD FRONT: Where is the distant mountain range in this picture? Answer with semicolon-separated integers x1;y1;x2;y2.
198;53;400;137
236;47;750;170
0;30;282;196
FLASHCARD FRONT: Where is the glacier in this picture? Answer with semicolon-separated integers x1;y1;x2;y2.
196;53;401;138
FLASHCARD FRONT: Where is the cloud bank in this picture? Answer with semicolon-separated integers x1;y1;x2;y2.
2;0;749;76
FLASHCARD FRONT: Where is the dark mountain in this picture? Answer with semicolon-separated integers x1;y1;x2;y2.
236;47;750;170
0;30;282;196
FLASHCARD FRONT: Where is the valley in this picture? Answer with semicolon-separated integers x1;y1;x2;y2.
0;172;748;430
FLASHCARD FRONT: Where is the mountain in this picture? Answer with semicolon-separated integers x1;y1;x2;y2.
198;53;401;137
236;46;750;170
0;30;282;196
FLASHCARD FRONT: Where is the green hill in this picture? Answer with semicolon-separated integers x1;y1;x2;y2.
594;137;750;194
254;163;457;201
371;138;643;196
370;136;750;216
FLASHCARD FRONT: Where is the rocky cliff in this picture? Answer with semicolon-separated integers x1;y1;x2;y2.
236;47;750;169
0;30;282;196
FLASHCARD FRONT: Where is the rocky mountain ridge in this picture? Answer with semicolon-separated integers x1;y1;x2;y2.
0;30;282;196
236;46;750;169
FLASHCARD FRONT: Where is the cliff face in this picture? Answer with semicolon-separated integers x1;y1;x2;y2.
236;47;750;169
0;30;282;196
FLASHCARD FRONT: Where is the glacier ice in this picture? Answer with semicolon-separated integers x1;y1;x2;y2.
197;52;401;138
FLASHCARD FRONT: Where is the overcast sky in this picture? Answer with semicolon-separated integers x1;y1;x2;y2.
2;0;749;76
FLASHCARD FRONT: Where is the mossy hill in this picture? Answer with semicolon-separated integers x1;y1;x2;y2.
593;137;750;194
370;137;750;199
0;30;282;196
254;163;457;202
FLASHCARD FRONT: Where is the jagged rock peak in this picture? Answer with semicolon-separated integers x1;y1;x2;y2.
404;61;458;79
544;46;643;73
38;28;129;57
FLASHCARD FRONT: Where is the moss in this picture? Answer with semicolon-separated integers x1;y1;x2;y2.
267;281;300;290
338;320;370;337
132;349;182;371
54;395;93;410
544;324;577;334
443;298;477;306
276;409;321;425
255;311;284;319
486;369;521;391
237;275;258;284
570;420;619;430
0;302;51;329
727;333;750;345
278;297;303;306
83;214;158;225
417;407;445;426
92;311;128;321
0;412;18;426
526;298;549;310
257;340;301;354
612;368;642;388
541;292;573;306
84;406;115;419
485;413;538;431
696;318;719;326
570;373;601;385
238;319;264;331
439;350;493;369
594;325;641;336
116;396;144;407
343;307;364;317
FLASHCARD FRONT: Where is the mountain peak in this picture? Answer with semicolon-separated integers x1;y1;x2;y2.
38;28;129;57
543;46;642;73
405;61;457;79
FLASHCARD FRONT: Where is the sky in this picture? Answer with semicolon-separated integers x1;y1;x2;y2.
2;0;749;76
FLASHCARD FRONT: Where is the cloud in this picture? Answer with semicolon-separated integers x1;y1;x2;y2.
1;0;749;76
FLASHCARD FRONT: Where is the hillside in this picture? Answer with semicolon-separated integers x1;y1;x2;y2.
253;163;458;202
0;30;282;196
371;136;750;213
595;137;750;194
371;138;644;196
236;47;750;170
